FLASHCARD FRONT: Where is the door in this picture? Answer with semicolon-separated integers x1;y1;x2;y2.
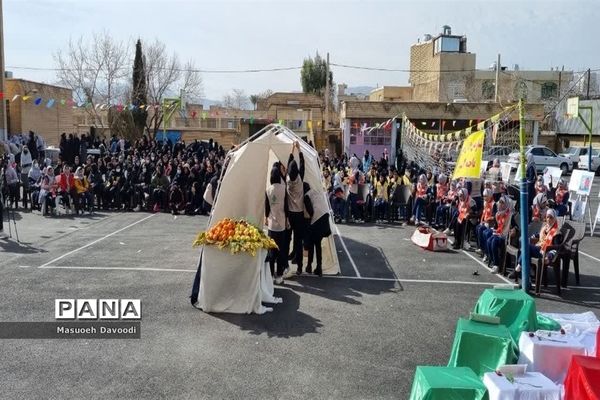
530;147;546;170
542;147;558;168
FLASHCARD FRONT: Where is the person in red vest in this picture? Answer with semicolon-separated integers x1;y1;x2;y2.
57;164;76;212
532;193;549;222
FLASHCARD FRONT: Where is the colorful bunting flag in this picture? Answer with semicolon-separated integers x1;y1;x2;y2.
477;121;485;130
46;99;55;108
34;97;42;106
60;99;66;106
465;127;472;135
11;94;20;102
22;95;31;101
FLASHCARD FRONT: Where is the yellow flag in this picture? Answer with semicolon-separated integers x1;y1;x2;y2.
454;131;461;140
490;114;500;123
23;96;31;101
307;120;313;131
452;130;485;179
465;127;472;135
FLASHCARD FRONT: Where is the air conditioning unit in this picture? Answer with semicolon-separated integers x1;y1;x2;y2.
5;71;13;79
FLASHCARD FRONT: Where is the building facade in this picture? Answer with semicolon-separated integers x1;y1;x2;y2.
6;79;73;146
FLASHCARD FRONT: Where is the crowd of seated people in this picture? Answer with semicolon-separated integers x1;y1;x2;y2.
318;148;571;281
1;131;226;219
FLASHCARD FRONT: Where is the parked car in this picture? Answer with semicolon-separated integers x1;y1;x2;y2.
559;146;592;170
578;149;600;174
508;145;572;174
483;145;512;169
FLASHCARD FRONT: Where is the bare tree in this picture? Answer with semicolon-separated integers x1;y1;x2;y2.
222;88;249;110
54;31;129;129
145;40;204;136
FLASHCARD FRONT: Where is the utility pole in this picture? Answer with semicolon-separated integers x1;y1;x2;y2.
558;66;563;98
0;0;7;141
325;52;330;133
587;68;591;99
494;53;500;102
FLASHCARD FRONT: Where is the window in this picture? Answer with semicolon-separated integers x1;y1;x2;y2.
541;82;558;100
531;148;544;156
580;148;588;156
514;81;528;100
482;81;495;100
542;148;556;157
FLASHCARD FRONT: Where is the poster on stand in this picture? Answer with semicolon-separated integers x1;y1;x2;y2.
542;167;563;189
569;169;595;195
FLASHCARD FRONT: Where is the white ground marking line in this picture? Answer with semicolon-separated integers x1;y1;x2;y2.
40;266;195;273
38;214;156;268
334;226;361;278
446;237;516;286
37;265;495;286
580;251;600;263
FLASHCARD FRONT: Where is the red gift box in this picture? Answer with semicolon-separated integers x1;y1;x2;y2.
564;355;600;400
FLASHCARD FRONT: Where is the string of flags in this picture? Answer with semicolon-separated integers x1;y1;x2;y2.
402;104;517;146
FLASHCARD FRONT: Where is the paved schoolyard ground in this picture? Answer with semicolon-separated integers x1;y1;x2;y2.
1;196;599;399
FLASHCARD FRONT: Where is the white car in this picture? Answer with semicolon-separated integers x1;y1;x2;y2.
508;145;572;174
560;146;592;170
483;146;512;168
578;149;600;174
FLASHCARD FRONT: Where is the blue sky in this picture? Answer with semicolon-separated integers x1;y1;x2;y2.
4;0;600;100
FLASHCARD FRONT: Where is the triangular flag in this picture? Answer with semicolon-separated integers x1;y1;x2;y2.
278;119;284;125
46;99;55;108
421;121;426;126
477;121;485;130
307;120;312;130
202;112;207;120
468;119;473;126
492;123;498;144
442;121;447;129
452;120;456;127
431;121;436;128
34;97;43;106
139;104;146;109
490;114;500;123
11;94;20;102
249;116;254;125
317;121;321;127
0;92;3;99
22;95;31;101
60;99;66;106
454;131;461;140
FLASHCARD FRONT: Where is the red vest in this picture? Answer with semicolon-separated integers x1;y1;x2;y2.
436;183;448;201
556;189;567;205
417;183;427;199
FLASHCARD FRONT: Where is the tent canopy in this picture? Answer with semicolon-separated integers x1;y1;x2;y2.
197;125;340;314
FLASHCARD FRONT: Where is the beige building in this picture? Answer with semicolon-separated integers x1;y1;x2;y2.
368;86;413;102
408;26;573;104
6;79;73;146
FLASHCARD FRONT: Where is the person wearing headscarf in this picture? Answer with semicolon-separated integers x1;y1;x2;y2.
286;141;307;275
554;178;569;216
487;158;502;181
484;195;512;273
475;188;496;253
4;161;20;209
451;188;475;250
532;192;549;222
74;166;92;213
302;181;332;277
373;174;389;222
535;175;547;195
410;174;429;224
20;145;33;209
265;161;289;284
514;208;562;279
39;166;57;216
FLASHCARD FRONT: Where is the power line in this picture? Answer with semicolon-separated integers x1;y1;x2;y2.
6;65;302;74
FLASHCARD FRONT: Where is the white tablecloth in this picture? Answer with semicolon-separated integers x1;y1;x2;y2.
518;331;587;384
539;312;600;356
483;371;560;400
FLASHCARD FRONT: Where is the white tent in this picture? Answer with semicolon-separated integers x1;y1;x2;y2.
195;124;340;314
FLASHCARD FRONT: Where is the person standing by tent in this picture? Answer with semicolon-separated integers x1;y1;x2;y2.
265;161;289;284
286;141;306;275
303;182;332;277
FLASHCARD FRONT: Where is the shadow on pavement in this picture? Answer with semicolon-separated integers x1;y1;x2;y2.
209;287;323;338
0;237;47;254
287;276;400;305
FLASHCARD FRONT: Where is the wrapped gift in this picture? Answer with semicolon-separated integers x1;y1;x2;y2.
448;318;519;377
483;370;560;400
473;288;539;342
409;366;488;400
518;330;587;384
564;355;600;400
411;227;448;252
